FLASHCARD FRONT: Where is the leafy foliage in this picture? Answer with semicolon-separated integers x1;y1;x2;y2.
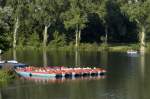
49;31;66;47
0;0;150;50
0;6;13;50
27;32;41;47
62;0;88;30
120;0;150;27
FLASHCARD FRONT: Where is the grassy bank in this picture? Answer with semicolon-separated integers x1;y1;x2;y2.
15;43;142;52
0;69;16;85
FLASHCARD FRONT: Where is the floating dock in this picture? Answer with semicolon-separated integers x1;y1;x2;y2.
15;66;106;78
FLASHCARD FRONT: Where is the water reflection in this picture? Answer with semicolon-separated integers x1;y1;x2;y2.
0;90;2;99
21;76;106;84
43;49;47;67
100;51;108;67
1;76;106;99
140;53;145;78
75;50;80;67
13;49;17;60
1;50;150;99
2;50;108;67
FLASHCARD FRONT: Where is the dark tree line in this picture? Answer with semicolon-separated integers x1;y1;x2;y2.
0;0;150;52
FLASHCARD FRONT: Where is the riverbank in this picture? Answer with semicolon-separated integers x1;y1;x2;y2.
0;69;16;85
15;43;142;52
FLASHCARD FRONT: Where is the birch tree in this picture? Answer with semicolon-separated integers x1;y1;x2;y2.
120;0;150;52
95;0;109;44
62;0;88;48
6;0;26;49
30;0;64;48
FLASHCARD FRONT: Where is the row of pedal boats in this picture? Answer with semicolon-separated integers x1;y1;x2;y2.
15;66;106;78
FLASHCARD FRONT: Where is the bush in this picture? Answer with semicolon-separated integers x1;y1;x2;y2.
99;43;109;51
26;32;41;48
17;33;26;49
48;31;66;48
0;70;15;84
0;33;12;51
130;44;140;50
78;43;99;51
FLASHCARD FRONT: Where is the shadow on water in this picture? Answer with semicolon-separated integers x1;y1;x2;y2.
0;50;150;99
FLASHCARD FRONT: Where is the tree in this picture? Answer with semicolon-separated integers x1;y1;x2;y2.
94;0;109;44
29;0;64;48
120;0;150;52
0;6;13;50
62;0;88;48
6;0;27;49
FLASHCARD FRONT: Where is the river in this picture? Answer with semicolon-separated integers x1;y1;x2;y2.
0;49;150;99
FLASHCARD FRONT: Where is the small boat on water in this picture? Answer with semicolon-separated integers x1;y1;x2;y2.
127;50;138;54
0;60;28;69
15;66;106;78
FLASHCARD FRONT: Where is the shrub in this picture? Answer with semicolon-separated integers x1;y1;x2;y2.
48;31;66;48
99;43;109;51
17;33;26;49
26;32;41;48
0;70;15;84
0;33;12;51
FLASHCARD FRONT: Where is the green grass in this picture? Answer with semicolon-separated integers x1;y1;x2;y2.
0;70;16;85
15;43;143;52
109;44;139;52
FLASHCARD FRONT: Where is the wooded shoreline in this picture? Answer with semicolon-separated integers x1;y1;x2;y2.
0;0;150;52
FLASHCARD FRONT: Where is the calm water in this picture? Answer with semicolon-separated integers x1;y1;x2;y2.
0;50;150;99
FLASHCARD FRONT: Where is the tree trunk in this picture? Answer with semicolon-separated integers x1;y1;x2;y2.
13;49;17;60
104;25;108;44
78;29;81;46
75;25;81;48
75;26;79;48
75;31;78;48
43;25;48;48
140;26;145;53
13;17;19;49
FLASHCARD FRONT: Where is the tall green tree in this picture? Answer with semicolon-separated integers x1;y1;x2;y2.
6;0;27;49
94;0;109;44
30;0;64;48
62;0;88;48
120;0;150;52
0;6;13;50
